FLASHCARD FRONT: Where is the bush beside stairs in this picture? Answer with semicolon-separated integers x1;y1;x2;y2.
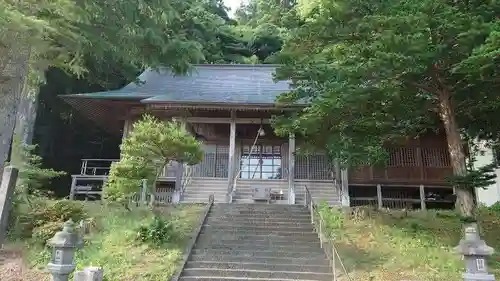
178;203;334;281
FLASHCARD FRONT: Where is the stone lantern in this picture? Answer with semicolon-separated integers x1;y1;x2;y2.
454;224;496;281
47;220;84;281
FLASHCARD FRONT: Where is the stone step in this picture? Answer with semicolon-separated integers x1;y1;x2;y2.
193;243;324;253
211;203;306;208
181;269;332;280
204;219;313;225
184;190;227;194
184;261;331;273
200;229;316;236
213;206;309;209
179;277;324;281
202;225;314;232
196;233;319;242
208;211;310;217
206;216;311;222
190;249;326;258
188;254;329;265
194;239;321;249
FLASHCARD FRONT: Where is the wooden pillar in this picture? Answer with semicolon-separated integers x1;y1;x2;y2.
288;133;296;204
174;118;187;202
227;111;237;198
419;184;426;210
377;184;383;209
340;167;350;207
122;119;130;140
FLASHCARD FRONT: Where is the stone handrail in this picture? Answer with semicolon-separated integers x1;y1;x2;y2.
171;194;215;281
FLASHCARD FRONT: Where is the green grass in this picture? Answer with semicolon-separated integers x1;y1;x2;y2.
18;202;205;281
321;206;500;281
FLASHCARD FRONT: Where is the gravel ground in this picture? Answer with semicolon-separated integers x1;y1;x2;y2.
0;246;49;281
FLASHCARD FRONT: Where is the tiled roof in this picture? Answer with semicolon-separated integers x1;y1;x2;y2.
64;64;293;105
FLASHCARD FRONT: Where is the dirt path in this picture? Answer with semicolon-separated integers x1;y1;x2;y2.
0;246;49;281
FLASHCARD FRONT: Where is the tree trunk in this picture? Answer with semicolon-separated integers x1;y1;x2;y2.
437;90;475;218
0;38;30;176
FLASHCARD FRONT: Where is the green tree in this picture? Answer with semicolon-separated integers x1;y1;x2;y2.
10;137;65;204
104;115;203;204
0;0;230;179
234;0;303;63
275;0;500;218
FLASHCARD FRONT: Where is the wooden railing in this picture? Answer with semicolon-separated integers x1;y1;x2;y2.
130;179;175;204
304;186;352;281
78;159;177;178
80;159;117;176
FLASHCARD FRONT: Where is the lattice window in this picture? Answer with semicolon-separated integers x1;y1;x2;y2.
421;147;450;167
294;153;332;180
193;144;228;178
215;145;229;178
388;147;417;167
295;155;309;179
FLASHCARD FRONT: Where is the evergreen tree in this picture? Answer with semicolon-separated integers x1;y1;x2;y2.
275;0;500;218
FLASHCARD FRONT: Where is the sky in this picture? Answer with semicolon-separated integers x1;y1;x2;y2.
224;0;248;16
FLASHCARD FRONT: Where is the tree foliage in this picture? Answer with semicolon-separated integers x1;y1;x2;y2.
1;0;237;79
104;115;203;203
234;0;303;63
275;0;500;217
10;137;66;203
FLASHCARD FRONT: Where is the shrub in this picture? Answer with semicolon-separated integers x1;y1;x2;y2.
488;202;500;213
14;199;87;243
137;216;177;247
317;201;345;239
32;221;65;243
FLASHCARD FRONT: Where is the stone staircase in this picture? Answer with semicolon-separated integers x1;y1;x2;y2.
178;204;333;281
182;178;228;203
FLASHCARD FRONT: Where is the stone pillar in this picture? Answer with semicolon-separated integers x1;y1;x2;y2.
288;133;295;204
69;176;77;200
0;166;18;247
47;220;84;281
227;111;236;201
454;224;496;281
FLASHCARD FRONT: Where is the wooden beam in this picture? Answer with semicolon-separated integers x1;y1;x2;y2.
185;117;270;124
288;133;296;204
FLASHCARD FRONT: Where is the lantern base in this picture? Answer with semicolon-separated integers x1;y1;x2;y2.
47;262;77;275
462;273;495;281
